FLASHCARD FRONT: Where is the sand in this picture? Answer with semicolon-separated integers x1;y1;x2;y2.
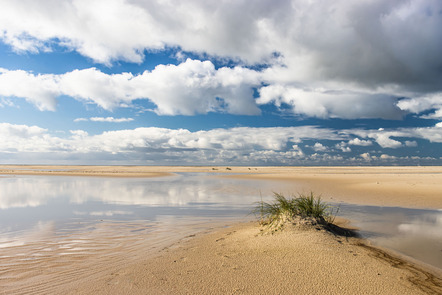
68;222;442;294
224;166;442;209
1;165;442;294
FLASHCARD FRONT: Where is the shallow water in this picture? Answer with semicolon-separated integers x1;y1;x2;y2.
338;203;442;269
0;173;441;290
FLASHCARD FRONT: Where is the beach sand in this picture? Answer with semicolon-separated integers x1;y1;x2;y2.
68;222;442;295
224;166;442;209
1;165;441;294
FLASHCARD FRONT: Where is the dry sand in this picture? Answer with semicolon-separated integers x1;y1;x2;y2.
68;222;442;295
1;165;442;294
224;166;442;209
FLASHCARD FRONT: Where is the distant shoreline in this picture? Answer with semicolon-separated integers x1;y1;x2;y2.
2;165;441;209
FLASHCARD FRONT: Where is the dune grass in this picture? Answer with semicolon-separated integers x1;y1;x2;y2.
253;192;338;231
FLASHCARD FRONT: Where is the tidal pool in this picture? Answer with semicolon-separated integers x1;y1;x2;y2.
0;172;441;289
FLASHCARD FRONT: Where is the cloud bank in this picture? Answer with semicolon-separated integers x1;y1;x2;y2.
1;122;441;165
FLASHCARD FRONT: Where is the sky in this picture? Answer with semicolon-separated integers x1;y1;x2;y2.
0;0;441;166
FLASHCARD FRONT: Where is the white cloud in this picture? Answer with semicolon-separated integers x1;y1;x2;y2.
0;0;441;120
1;122;440;165
312;142;327;152
70;130;88;139
0;123;61;152
348;138;373;146
371;133;403;149
90;117;133;123
397;93;442;118
75;117;134;123
335;142;351;153
360;153;372;161
257;85;405;119
351;129;404;149
351;124;442;148
0;63;410;120
0;60;261;115
59;68;135;110
380;154;397;160
0;69;60;111
408;125;442;143
131;59;261;115
0;123;343;163
2;0;440;76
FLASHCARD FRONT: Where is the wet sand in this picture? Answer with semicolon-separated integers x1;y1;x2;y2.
1;165;442;294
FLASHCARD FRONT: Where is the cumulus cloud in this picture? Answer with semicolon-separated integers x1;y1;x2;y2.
130;59;261;115
0;123;61;152
1;0;441;119
0;122;47;137
368;133;402;148
0;60;261;115
59;68;135;110
360;153;372;161
397;93;442;118
312;142;328;152
348;138;373;146
0;68;60;111
257;85;405;119
335;142;352;153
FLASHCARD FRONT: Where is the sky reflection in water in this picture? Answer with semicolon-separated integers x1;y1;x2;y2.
0;173;441;270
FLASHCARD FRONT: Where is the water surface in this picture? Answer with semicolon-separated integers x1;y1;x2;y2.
0;173;440;289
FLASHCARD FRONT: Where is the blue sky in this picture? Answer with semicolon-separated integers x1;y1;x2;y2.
0;0;441;165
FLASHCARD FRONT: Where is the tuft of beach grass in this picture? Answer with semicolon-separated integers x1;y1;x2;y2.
252;192;339;233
